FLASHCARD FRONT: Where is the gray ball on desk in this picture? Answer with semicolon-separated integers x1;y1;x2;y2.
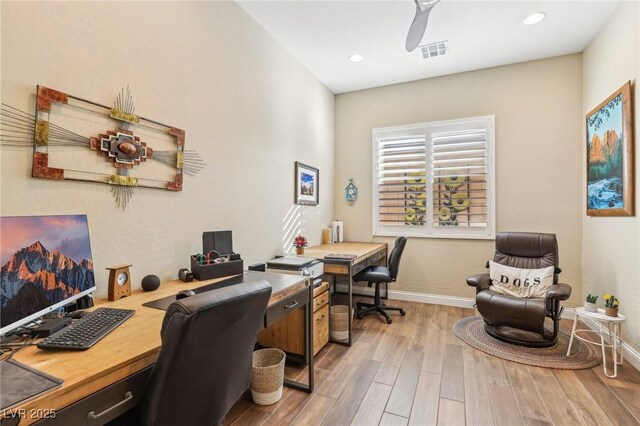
141;274;161;292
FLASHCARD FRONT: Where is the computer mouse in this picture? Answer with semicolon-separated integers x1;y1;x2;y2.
176;290;196;300
69;310;88;319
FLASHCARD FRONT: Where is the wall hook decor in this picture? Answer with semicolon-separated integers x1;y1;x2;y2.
0;85;206;210
345;177;358;202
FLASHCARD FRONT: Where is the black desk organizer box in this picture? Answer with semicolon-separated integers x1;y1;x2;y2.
191;230;243;280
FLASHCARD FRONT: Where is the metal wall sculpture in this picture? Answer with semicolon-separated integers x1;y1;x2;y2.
1;85;205;209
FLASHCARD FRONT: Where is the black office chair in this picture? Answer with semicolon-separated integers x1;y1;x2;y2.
139;280;272;426
353;237;407;324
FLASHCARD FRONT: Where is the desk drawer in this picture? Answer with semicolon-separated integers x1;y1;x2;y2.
352;260;367;274
323;263;348;275
39;366;152;426
313;281;329;298
313;304;329;356
368;249;386;266
265;287;310;327
313;289;329;312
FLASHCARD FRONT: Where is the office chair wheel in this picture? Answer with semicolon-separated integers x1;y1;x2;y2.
386;318;393;324
400;309;406;316
356;312;363;320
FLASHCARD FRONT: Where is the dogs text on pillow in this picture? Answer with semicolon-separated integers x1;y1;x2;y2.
488;261;554;298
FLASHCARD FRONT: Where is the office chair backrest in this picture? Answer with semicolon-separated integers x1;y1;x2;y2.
140;280;272;426
388;236;407;281
494;232;559;284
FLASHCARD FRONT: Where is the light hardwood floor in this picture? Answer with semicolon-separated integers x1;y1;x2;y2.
227;301;640;426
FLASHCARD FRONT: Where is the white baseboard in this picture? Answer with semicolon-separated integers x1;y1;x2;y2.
387;290;476;308
562;308;640;372
334;284;475;308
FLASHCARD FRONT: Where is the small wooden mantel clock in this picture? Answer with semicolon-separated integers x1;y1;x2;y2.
107;264;132;301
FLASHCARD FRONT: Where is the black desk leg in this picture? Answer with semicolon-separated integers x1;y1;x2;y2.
348;263;353;346
283;283;314;392
307;282;314;391
327;263;354;348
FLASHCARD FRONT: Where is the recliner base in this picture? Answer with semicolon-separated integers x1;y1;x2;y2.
483;322;558;348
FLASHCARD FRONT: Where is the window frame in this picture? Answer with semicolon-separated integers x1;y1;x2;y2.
372;115;496;240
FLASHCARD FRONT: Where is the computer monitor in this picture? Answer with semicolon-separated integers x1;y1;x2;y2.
0;214;96;336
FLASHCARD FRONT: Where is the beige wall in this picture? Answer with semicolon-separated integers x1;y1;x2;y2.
582;1;640;350
0;1;334;296
335;55;584;304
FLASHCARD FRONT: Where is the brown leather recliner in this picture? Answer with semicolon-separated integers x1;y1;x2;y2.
140;280;272;426
466;232;571;347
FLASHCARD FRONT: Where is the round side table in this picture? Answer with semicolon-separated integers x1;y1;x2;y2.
567;307;626;378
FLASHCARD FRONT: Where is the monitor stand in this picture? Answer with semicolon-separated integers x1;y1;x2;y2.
1;297;93;343
28;317;72;338
0;317;71;347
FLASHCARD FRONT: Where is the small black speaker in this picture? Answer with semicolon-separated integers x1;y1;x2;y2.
141;274;161;292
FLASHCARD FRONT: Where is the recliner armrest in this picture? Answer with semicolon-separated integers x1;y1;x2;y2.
466;273;491;291
546;283;571;301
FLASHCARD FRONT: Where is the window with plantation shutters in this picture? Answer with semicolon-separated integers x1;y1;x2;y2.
373;116;495;239
375;125;428;229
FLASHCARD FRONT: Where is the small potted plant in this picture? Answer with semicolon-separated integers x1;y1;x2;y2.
584;294;598;313
294;235;308;255
604;294;619;317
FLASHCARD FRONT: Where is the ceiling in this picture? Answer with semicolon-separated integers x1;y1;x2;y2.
237;0;621;94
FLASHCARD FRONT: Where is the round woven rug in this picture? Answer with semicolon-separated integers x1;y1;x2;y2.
454;316;602;369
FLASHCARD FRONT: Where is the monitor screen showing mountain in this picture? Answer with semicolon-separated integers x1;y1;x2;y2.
0;215;96;335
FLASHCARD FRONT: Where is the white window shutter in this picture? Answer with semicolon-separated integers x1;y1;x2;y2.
373;116;495;239
431;118;493;236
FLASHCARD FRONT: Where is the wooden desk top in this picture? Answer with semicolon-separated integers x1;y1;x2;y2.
301;242;387;264
4;272;308;423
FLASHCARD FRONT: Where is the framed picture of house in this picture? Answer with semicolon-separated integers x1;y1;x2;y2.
586;81;634;216
295;162;319;205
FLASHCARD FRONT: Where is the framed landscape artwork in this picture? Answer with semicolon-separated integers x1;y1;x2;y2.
295;162;319;205
586;81;634;216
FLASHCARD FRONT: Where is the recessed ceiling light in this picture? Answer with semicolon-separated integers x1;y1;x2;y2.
349;53;364;63
523;12;546;25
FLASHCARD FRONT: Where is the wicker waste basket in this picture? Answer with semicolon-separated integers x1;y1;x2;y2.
251;348;286;405
330;305;354;340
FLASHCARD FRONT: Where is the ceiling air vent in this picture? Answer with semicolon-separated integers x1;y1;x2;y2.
419;40;448;59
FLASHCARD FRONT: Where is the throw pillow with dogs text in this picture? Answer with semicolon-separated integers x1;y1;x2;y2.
489;261;554;298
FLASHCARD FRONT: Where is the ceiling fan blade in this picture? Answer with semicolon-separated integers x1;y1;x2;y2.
405;0;440;52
